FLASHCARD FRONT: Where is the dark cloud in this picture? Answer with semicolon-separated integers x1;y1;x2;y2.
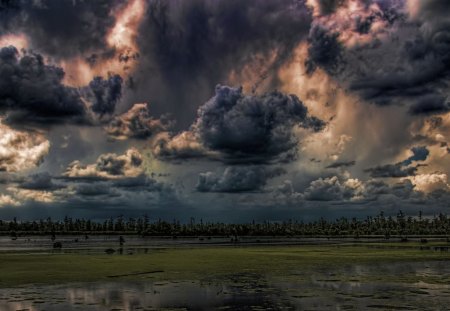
409;95;450;115
305;1;450;112
0;0;21;33
0;172;25;185
0;46;85;124
88;75;123;117
196;166;285;193
112;174;174;194
128;0;312;128
156;85;325;164
0;46;123;126
365;164;419;178
325;160;356;169
20;172;63;190
0;0;125;59
365;146;429;178
197;86;325;161
300;175;420;203
305;25;342;74
70;174;173;198
313;0;346;16
74;182;119;197
0;46;122;126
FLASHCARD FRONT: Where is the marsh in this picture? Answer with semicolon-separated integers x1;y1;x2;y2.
1;239;449;310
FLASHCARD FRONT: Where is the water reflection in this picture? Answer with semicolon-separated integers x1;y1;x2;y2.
1;261;450;311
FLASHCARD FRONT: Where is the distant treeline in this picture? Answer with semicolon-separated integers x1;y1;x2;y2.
1;211;449;237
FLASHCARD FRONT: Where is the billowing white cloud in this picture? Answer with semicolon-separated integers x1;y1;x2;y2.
64;148;144;179
404;173;450;193
105;103;172;140
0;121;50;172
0;194;19;207
7;187;55;203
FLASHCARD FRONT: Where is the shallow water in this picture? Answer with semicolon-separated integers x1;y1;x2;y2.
1;235;448;254
1;261;450;311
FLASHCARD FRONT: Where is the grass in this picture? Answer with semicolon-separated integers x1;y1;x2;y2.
0;244;449;287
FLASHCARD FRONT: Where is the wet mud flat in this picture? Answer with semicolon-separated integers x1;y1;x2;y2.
0;241;449;310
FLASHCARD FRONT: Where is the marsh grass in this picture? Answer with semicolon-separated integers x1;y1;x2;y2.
0;244;448;287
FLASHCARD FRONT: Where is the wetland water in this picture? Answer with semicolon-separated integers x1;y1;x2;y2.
1;261;450;310
1;236;450;310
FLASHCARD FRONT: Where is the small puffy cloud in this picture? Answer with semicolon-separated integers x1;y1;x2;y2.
105;103;172;140
63;148;143;179
0;121;50;172
196;166;285;193
153;131;213;160
7;186;55;203
303;176;364;201
0;194;19;207
154;85;325;163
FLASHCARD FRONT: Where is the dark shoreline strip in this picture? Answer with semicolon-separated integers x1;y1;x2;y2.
107;270;164;278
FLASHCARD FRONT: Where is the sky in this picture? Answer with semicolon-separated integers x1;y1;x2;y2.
0;0;448;222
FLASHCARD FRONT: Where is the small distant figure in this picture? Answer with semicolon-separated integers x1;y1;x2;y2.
119;235;125;246
51;233;56;242
85;234;89;240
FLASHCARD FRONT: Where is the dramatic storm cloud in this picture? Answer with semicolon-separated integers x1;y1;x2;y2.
0;46;86;124
305;0;450;111
0;0;125;59
0;46;124;126
0;0;448;219
154;85;325;163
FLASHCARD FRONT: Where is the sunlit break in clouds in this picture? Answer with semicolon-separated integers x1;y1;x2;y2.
0;0;448;221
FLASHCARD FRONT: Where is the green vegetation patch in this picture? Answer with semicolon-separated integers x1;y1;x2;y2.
0;244;448;287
